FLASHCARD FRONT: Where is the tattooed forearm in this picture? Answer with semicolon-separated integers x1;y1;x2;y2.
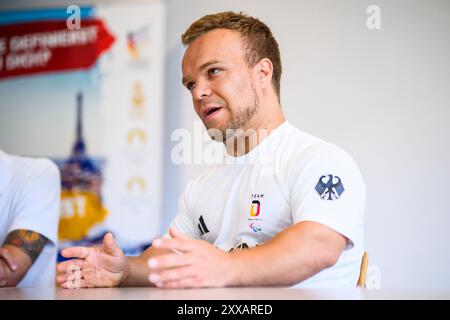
3;230;48;264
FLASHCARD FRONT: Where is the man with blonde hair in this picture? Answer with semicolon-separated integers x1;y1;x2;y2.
57;11;365;289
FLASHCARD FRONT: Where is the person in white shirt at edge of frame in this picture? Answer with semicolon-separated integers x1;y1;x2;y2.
56;11;366;290
0;148;60;287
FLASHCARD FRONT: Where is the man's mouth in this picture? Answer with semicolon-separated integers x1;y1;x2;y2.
203;106;223;120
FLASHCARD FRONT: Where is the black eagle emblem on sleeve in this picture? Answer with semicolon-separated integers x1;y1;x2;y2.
315;174;345;200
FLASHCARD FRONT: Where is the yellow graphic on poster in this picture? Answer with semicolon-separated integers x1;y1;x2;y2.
59;190;108;240
127;176;146;193
132;81;144;108
127;128;147;145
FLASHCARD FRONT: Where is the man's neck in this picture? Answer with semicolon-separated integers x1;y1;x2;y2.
225;108;286;157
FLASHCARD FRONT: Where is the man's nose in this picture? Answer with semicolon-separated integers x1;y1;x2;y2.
192;81;212;101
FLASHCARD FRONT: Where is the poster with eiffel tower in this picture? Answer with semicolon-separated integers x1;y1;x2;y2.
0;3;165;258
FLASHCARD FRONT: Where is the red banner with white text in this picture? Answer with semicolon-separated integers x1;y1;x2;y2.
0;19;115;79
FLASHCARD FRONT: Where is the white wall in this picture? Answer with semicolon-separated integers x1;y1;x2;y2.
162;0;450;290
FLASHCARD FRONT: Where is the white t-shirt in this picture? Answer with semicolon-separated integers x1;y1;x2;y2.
171;121;366;288
0;149;60;287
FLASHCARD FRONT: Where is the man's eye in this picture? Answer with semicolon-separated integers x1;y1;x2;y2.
208;68;221;75
187;82;195;90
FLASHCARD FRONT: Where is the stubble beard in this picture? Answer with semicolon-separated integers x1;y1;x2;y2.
207;83;259;144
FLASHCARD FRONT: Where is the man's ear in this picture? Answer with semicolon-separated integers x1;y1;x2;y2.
254;58;274;88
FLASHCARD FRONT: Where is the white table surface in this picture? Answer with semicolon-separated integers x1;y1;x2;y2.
0;287;449;300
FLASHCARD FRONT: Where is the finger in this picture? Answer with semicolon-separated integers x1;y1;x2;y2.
152;237;195;253
57;259;85;273
0;248;17;271
66;271;82;282
56;271;82;285
102;233;123;257
147;253;193;270
149;266;196;284
61;247;90;259
56;273;70;284
0;261;11;280
168;228;191;240
0;259;14;277
62;278;87;290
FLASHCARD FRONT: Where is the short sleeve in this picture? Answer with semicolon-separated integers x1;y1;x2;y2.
288;143;366;249
9;158;61;247
169;178;201;240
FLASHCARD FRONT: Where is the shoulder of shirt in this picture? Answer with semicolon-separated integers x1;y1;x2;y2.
275;123;362;176
9;155;60;185
0;152;60;200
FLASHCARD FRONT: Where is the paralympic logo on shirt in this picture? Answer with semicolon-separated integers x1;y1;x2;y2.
250;222;262;233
